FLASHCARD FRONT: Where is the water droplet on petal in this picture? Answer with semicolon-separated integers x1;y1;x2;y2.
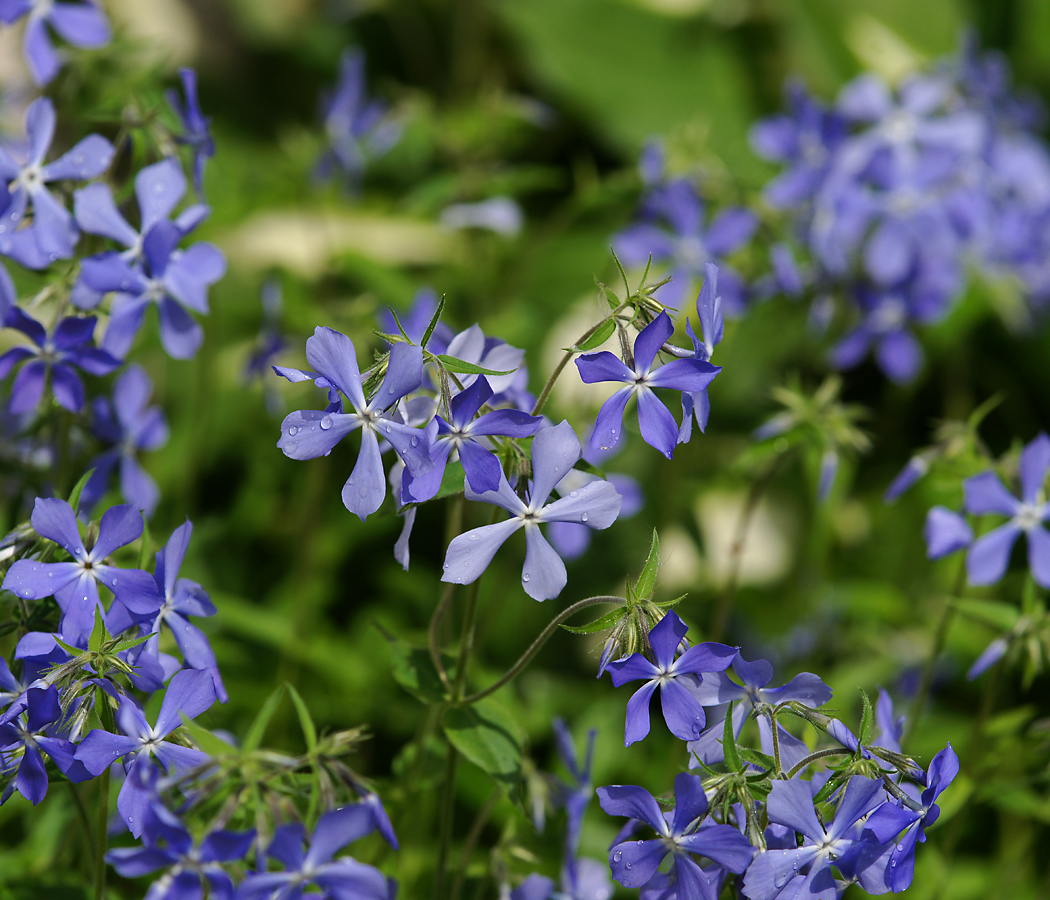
891;861;897;869
410;436;418;446
897;843;904;852
570;490;578;498
625;862;632;870
581;512;589;522
286;441;297;452
613;851;622;863
288;426;298;436
320;416;332;431
469;534;478;541
522;573;531;582
443;562;450;570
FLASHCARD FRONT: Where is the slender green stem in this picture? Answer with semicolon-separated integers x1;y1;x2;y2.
904;554;968;745
785;747;851;780
768;713;783;776
458;595;623;706
711;455;785;641
68;781;95;864
429;495;464;693
450;790;499;900
433;742;460;900
93;768;111;900
531;303;629;417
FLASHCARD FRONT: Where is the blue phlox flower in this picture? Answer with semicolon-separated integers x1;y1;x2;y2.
0;683;90;804
2;498;161;644
923;505;973;559
167;68;215;199
961;432;1050;587
106;800;254;900
967;635;1009;681
575;311;721;459
440;196;524;236
75;668;217;835
318;47;402;188
864;743;959;893
0;96;113;266
686;654;831;767
443;323;525;397
73;156;209;310
607;610;737;746
79;216;226;360
441;420;622;601
236;802;397;900
79;363;169;517
599;772;756;899
750;80;847;210
401;375;542;503
551;719;595;866
613;178;756;313
0;0;110;86
677;263;723;442
741;775;887;900
380;287;452;354
277;327;433;521
884;453;932;503
0;308;120;413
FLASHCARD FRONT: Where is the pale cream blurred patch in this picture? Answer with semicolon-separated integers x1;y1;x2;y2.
618;0;712;16
541;297;631;413
846;15;924;84
224;0;312;38
695;489;793;587
106;0;200;67
220;210;460;276
657;526;703;592
832;499;871;547
0;27;31;131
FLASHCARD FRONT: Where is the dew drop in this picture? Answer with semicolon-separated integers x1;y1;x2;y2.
774;873;788;889
410;436;418;446
612;851;622;863
348;477;354;485
554;465;559;472
581;512;589;522
570;490;578;498
625;862;632;870
896;843;904;852
288;426;298;436
47;572;52;578
522;573;531;582
286;441;297;452
443;562;450;570
469;534;479;541
320;416;333;431
890;861;897;869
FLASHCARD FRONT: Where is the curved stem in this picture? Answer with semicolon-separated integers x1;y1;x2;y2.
458;595;623;706
785;747;851;780
904;554;967;745
450;790;499;900
530;304;629;417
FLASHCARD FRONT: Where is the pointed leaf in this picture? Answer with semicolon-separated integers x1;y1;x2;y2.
443;699;522;788
859;689;874;746
242;685;286;752
634;530;660;599
738;747;776;771
560;607;624;635
568;318;616;354
723;701;743;772
435;355;514;377
285;683;317;752
180;713;238;757
421;294;446;350
68;468;95;512
89;607;107;653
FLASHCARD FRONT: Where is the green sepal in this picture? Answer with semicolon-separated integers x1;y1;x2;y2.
387;308;411;342
738;747;776;771
53;635;84;658
88;608;107;653
66;468;95;513
746;780;773;800
813;773;846;805
180;713;238;757
723;702;743;772
112;633;154;652
634;530;660;600
655;594;688;610
420;294;446;350
242;685;286;752
285;683;318;752
859;689;875;745
435;355;514;377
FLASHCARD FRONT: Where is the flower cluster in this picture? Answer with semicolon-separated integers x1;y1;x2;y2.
595;610;958;899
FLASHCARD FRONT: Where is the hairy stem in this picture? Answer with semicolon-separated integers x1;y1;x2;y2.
458;595;623;705
785;747;851;780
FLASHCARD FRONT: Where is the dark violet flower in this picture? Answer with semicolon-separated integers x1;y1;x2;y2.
79;363;169;517
0;308;120;413
166;68;215;198
575;312;720;460
107;802;254;900
236;802;397;900
963;433;1050;587
0;684;89;804
0;96;114;266
741;776;887;900
599;773;755;897
318;48;401;188
79;218;226;360
75;668;216;835
73;156;208;310
686;654;831;767
2;498;160;644
750;80;847;210
607;610;737;746
613;178;756;313
276;327;432;521
865;744;959;893
440;420;622;601
0;0;110;86
402;375;541;503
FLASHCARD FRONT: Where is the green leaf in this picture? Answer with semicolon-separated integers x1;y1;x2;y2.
433;461;466;502
443;699;522;786
285;683;317;752
813;773;846;805
436;355;515;377
737;747;776;771
421;294;447;350
112;633;154;652
138;518;153;570
53;636;83;658
859;689;875;746
567;318;615;354
66;468;94;512
180;714;238;757
559;607;623;635
88;608;107;653
953;598;1021;631
242;685;286;752
387;308;411;342
634;529;660;599
573;460;608;480
723;702;743;772
655;593;688;610
387;636;450;703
